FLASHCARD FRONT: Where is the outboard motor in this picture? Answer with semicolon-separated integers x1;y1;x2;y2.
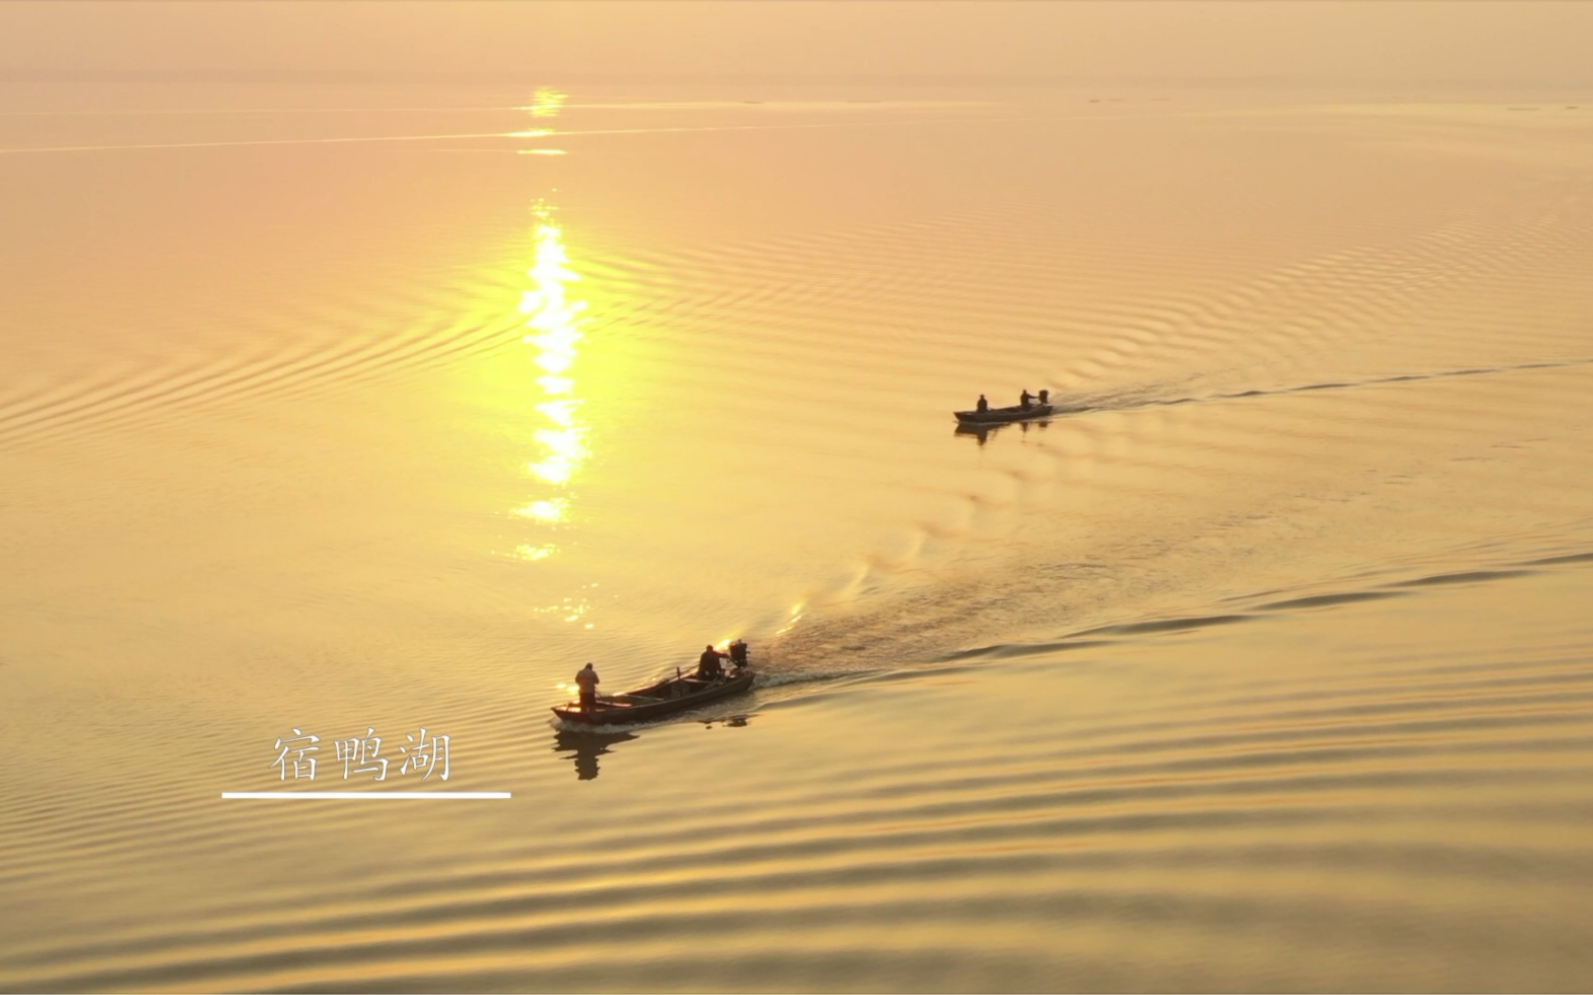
729;639;749;669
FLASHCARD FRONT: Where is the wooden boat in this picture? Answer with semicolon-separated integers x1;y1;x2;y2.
953;402;1054;425
553;667;755;727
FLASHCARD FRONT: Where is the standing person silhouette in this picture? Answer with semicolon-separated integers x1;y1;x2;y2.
575;662;600;712
976;394;989;412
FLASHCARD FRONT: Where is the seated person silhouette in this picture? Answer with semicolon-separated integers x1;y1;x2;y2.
697;644;727;680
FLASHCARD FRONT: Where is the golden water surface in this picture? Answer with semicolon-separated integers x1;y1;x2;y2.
3;81;1593;991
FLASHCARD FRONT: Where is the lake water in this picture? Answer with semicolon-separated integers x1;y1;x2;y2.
3;80;1593;992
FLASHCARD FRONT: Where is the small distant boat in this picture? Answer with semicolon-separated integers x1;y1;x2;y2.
553;668;755;727
953;402;1054;425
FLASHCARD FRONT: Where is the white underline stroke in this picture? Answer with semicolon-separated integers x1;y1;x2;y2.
222;791;511;800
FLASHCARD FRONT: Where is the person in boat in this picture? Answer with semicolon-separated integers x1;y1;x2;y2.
1019;389;1033;410
697;644;728;681
575;662;600;712
975;394;989;413
728;639;749;670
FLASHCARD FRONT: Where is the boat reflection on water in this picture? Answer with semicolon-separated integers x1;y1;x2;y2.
953;418;1051;446
954;422;998;445
553;715;753;780
553;728;637;781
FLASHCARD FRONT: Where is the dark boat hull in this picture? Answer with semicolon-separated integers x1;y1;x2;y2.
954;403;1054;425
553;669;755;727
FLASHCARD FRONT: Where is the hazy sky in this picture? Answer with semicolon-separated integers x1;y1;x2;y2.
2;1;1591;86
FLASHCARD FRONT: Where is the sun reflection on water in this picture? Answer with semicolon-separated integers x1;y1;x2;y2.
509;121;596;578
507;90;602;631
513;88;568;154
513;205;589;539
523;212;589;496
527;87;568;118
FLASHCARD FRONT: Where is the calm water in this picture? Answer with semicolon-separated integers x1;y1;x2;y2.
3;80;1593;992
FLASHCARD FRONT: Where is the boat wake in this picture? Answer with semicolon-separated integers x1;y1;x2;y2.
1053;356;1593;420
